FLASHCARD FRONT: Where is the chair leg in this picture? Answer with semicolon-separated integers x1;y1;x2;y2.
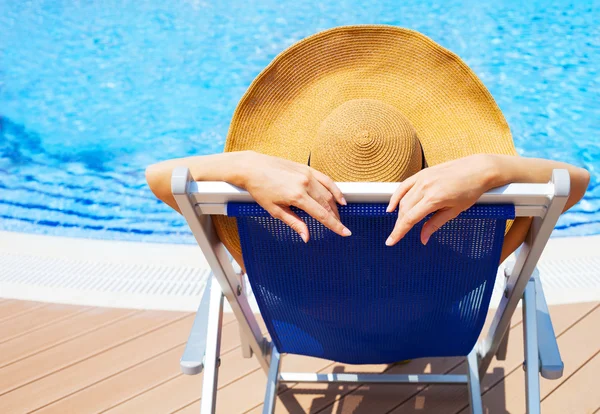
200;280;224;414
466;350;483;414
523;278;541;414
262;347;281;414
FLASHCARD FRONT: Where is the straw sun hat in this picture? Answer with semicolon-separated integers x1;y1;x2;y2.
214;25;517;260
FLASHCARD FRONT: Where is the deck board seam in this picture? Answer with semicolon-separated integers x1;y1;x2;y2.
541;303;599;339
98;326;268;413
172;399;200;413
0;308;142;370
29;342;189;413
98;374;189;414
221;317;239;328
0;311;189;397
0;303;49;324
0;309;230;370
0;307;91;345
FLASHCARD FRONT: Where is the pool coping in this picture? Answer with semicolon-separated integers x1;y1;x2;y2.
1;230;599;312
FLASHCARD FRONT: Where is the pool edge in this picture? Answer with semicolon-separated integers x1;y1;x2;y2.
1;231;599;312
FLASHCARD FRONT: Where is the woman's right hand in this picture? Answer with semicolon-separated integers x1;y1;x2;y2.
236;151;351;242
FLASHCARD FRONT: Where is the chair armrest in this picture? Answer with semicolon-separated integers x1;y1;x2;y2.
533;270;564;379
180;276;213;375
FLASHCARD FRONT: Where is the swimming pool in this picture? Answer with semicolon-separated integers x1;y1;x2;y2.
1;0;598;243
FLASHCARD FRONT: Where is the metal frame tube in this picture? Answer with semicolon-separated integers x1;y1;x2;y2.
185;181;557;214
478;170;569;377
523;278;541;414
180;276;214;375
200;278;224;414
467;350;483;414
172;167;270;373
533;271;564;379
263;347;281;414
278;373;468;384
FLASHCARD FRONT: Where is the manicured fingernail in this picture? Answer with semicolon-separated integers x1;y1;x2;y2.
386;205;392;213
422;236;429;246
300;232;308;243
340;197;347;206
385;236;393;246
342;228;352;236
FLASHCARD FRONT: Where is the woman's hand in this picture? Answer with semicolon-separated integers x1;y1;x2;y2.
146;150;350;242
386;154;496;246
237;152;351;242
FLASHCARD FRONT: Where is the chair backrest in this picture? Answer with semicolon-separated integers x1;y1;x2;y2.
229;202;514;364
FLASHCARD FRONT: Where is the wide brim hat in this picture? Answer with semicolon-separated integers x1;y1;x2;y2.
214;25;517;261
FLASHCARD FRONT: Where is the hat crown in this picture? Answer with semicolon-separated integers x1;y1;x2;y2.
310;99;423;182
216;26;518;263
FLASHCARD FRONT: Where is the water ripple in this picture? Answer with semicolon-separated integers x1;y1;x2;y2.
0;0;598;243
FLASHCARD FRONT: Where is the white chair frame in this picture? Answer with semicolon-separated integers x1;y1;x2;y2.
172;167;570;414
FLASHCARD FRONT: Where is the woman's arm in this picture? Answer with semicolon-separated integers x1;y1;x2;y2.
148;151;590;263
486;155;590;212
386;154;591;261
146;152;247;213
489;155;590;262
145;150;351;241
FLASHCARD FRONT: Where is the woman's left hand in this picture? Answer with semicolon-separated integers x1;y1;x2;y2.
386;154;497;246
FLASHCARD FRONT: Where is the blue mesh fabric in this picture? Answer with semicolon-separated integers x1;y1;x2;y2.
228;203;514;364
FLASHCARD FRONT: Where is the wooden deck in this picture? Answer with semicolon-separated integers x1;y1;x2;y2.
0;299;598;414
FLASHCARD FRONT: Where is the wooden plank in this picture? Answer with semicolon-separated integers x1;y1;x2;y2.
105;320;270;413
466;305;600;414
40;346;187;414
0;310;187;396
104;371;205;414
0;303;86;344
0;300;47;323
0;315;194;413
540;352;600;414
385;302;598;414
0;307;137;369
37;319;244;413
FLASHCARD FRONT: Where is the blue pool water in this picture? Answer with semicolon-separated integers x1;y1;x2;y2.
1;0;599;243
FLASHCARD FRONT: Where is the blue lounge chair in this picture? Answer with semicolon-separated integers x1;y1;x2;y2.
172;167;569;414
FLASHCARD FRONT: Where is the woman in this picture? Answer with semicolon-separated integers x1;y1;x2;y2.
145;26;590;267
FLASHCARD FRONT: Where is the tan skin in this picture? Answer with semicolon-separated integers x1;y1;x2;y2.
146;151;590;266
